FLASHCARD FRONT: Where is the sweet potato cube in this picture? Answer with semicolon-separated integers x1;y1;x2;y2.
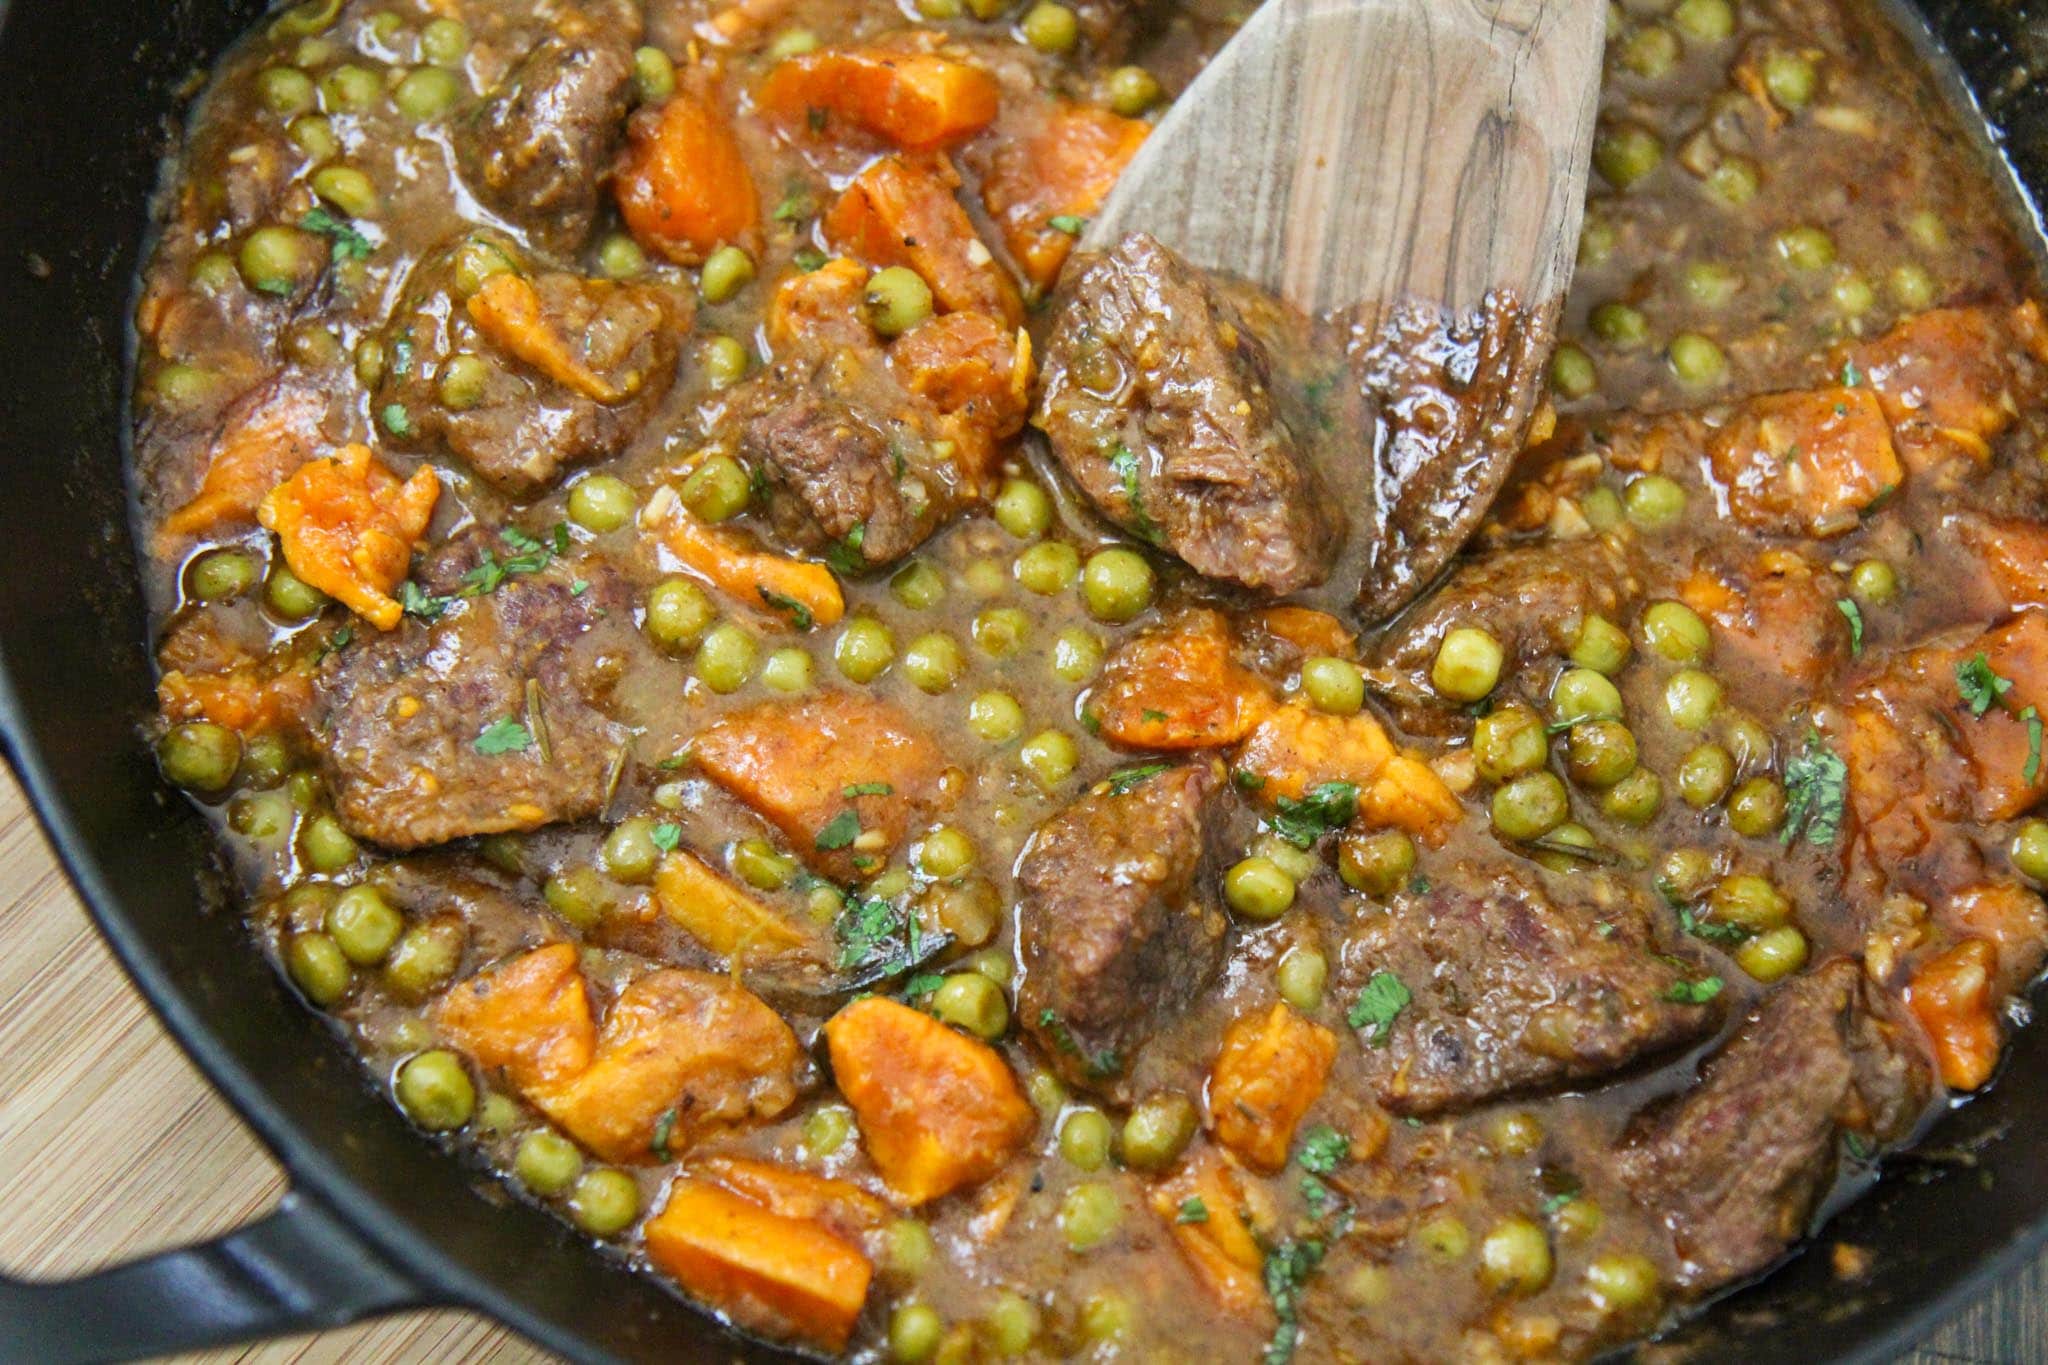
691;1154;891;1240
824;155;1021;324
1206;1003;1337;1173
1150;1148;1271;1318
616;87;759;266
1906;938;2001;1091
823;996;1034;1205
979;102;1149;288
431;943;596;1090
258;443;439;631
1091;609;1276;751
159;377;327;541
757;48;999;151
1705;386;1902;537
1842;305;2041;468
654;849;809;961
1233;702;1462;847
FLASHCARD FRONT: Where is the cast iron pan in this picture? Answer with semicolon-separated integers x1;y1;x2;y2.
2;1;2048;1360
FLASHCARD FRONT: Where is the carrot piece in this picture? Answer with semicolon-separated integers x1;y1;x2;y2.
824;155;1021;324
157;657;315;734
765;256;873;353
1234;701;1464;847
1678;551;1847;693
430;943;597;1091
1704;386;1903;537
690;691;947;878
644;483;845;629
690;1155;891;1240
823;996;1035;1205
616;86;759;266
888;312;1032;486
654;848;809;960
1952;610;2048;820
1254;606;1358;660
1906;938;2001;1091
1954;513;2048;614
1206;1003;1337;1173
1839;305;2037;469
756;48;999;151
979;102;1148;288
1091;609;1276;751
465;273;624;402
644;1177;873;1352
703;0;794;43
257;443;439;631
1150;1148;1272;1318
529;968;803;1162
1945;882;2048;996
159;378;327;541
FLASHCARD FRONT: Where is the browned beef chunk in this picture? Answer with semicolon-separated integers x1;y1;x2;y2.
1037;233;1344;594
1339;869;1721;1115
455;33;635;255
313;533;636;850
742;397;943;571
375;235;682;493
1615;960;1931;1292
1016;762;1228;1097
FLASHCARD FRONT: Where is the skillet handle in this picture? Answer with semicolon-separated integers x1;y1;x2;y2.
0;1184;427;1363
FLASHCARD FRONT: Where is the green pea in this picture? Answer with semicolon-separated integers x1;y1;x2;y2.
1059;1182;1122;1251
967;947;1013;986
289;113;340;160
698;244;755;304
396;1050;475;1131
569;1168;640;1236
1080;548;1155;622
452;235;518;297
157;720;244;795
1851;559;1898;605
644;579;716;653
1890;263;1936;310
1658;848;1715;902
1338;828;1417;896
1021;0;1079;52
1570;615;1632;675
1120;1093;1198;1172
1472;704;1547;783
885;1217;935;1277
1528;821;1598;872
1672;0;1733;40
1489;1110;1544;1156
319;63;381;112
973;607;1031;660
1763;50;1818;109
969;691;1025;743
1736;924;1809;982
287;770;325;811
1019;729;1077;789
760;647;813;694
597;233;647;279
1225;855;1296;921
236;734;291;790
1682;261;1741;308
985;1291;1040;1354
515;1130;583;1195
932;972;1009;1039
1775;225;1836;273
190;251;241;294
767;26;820;59
266;562;328;625
1663;669;1721;731
239;225;322;296
285;930;352;1005
566;474;636;534
602;817;662;884
892;560;947;610
420;16;468;64
1417;1213;1471;1262
1027;1071;1068;1115
1016;541;1080;595
1431;626;1504;702
1480;1217;1554;1295
697;623;758;693
1552;668;1624;726
1051;628;1104;682
918;827;976;879
230;792;294;839
1668;332;1726;387
1594;123;1663;188
1567;720;1638;789
994;478;1053;539
1299;656;1366;715
436;352;489;410
1277;947;1328;1012
1492;771;1569;841
890;1303;943;1362
311;164;378;217
1832;271;1876;317
152;363;220;409
1709;873;1791;932
1721;715;1773;774
1578;214;1616;267
720;839;789;893
1059;1108;1114;1169
629;43;675;103
543;868;612;929
2012;819;2048;882
963;557;1008;596
1705;156;1760;206
1590;301;1649;349
1676;743;1735;808
681;455;752;523
919;0;964;16
1556;1198;1605;1242
298;813;359;873
258;66;318;116
1107;64;1162;116
1727;776;1786;837
835;617;896;683
1079;1291;1131;1342
1551;342;1597;399
384;919;463;996
1640;600;1711;662
1623;474;1687;530
865;266;934;338
803;1103;854;1157
1587;1252;1661;1311
326;884;402;963
1620;25;1679;79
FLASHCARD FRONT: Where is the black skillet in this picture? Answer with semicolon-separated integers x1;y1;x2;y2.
2;0;2048;1359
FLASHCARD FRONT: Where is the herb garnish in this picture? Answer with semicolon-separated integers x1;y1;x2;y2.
1106;763;1170;796
1271;781;1359;848
1678;906;1751;946
1295;1124;1350;1175
824;523;867;576
379;403;413;437
650;822;681;852
1346;971;1409;1044
1663;975;1724;1004
1957;652;2015;717
300;206;373;261
1781;728;1847;847
842;781;893;798
473;717;532;756
1048;213;1087;235
651;1107;680;1162
901;972;944;1000
815;809;861;850
792;246;828;273
758;586;814;631
1107;444;1163;545
1836;598;1864;656
2025;705;2044;786
1176;1196;1209;1224
1261;1237;1327;1365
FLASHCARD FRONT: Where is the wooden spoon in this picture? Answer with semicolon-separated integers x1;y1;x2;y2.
1082;0;1606;616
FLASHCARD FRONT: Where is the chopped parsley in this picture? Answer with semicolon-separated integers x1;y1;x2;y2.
901;972;945;1000
1106;763;1170;795
758;586;814;631
2025;705;2044;786
1781;728;1848;847
1299;1173;1333;1215
1036;1008;1119;1077
312;625;353;663
651;1107;680;1162
1295;1124;1350;1175
842;781;893;798
1271;781;1359;848
1346;970;1410;1045
1844;1130;1876;1162
1841;358;1865;388
473;717;532;756
650;822;682;852
570;578;590;597
772;184;815;223
815;809;862;850
792;246;828;273
1048;213;1088;235
1678;906;1751;946
1663;975;1724;1005
1141;708;1167;724
824;523;867;576
830;887;923;977
1957;652;2015;716
379;403;413;437
1107;444;1163;545
399;579;451;622
1261;1237;1327;1365
299;206;373;261
1836;598;1864;656
1232;769;1267;793
1176;1196;1209;1224
1540;1184;1582;1216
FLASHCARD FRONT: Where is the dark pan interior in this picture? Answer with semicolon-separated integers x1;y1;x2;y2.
2;1;2047;1361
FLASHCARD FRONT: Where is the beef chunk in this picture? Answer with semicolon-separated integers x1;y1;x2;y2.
1339;869;1721;1115
1615;961;1931;1291
1037;232;1343;595
375;235;682;493
313;535;635;849
455;33;635;255
742;397;945;571
1016;762;1228;1096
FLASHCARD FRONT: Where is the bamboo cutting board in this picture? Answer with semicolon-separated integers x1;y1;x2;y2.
0;763;2035;1363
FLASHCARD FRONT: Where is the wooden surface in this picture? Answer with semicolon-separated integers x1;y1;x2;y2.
0;759;2039;1365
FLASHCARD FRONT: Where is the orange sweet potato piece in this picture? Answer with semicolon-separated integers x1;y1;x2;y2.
1254;606;1358;661
617;86;759;266
1953;611;2048;821
1840;304;2045;469
159;378;327;542
654;849;809;960
1704;386;1903;537
1906;937;2001;1091
1945;882;2048;995
766;257;872;352
157;656;315;734
1206;1003;1337;1173
466;273;625;402
645;484;845;630
1091;609;1276;751
431;943;596;1090
1234;702;1464;847
757;48;999;151
530;968;803;1162
1678;551;1848;695
824;155;1021;324
691;1155;891;1240
979;102;1148;288
823;996;1035;1205
887;312;1033;456
1953;513;2048;614
257;443;439;631
691;691;947;878
1150;1148;1271;1318
645;1177;873;1352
